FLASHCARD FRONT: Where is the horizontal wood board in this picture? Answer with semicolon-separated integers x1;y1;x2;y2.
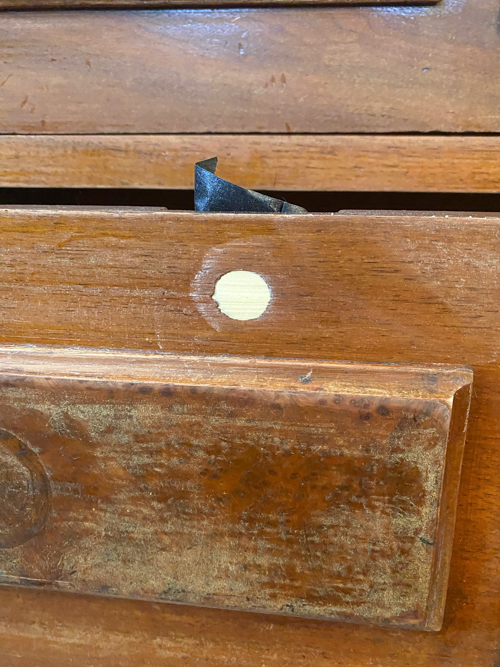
0;0;497;133
1;135;500;193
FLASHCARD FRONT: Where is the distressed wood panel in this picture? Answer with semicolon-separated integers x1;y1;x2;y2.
0;0;498;133
1;134;500;193
0;348;472;630
0;208;497;665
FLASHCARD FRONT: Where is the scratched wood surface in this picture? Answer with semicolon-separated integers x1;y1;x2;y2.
1;135;500;193
0;208;498;665
0;348;472;630
0;0;497;133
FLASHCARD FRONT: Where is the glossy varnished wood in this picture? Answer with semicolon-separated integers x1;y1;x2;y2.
0;208;497;664
1;134;500;192
0;0;498;133
0;348;471;630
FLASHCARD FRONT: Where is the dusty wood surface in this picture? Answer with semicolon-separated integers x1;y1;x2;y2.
1;134;500;193
0;347;472;630
0;208;497;665
0;0;497;133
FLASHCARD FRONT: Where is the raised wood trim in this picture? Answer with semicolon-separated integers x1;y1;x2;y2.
0;346;471;630
1;134;500;193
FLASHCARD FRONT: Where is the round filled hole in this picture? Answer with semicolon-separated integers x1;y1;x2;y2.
212;271;271;321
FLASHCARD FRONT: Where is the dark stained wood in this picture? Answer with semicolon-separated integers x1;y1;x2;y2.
0;347;472;631
0;0;497;134
1;134;500;193
0;208;498;665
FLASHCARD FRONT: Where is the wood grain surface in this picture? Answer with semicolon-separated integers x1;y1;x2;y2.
0;0;497;133
1;134;500;193
0;207;497;664
0;348;471;630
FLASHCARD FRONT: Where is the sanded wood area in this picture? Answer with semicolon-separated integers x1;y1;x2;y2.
0;0;497;133
0;348;472;630
1;134;500;192
0;208;497;664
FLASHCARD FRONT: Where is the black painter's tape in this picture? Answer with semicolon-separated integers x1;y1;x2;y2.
194;157;307;214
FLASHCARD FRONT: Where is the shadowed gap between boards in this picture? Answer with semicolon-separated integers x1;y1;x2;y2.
1;188;500;212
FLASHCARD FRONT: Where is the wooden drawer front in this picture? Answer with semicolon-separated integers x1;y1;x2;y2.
0;208;494;667
0;207;497;666
0;0;498;134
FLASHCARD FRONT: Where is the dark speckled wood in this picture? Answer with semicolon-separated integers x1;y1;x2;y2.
0;430;51;549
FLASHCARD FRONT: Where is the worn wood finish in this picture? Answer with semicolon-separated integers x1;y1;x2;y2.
0;0;498;134
0;208;497;664
0;348;472;630
1;134;500;193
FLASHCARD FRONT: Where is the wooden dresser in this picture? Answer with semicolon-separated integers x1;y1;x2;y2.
0;1;499;666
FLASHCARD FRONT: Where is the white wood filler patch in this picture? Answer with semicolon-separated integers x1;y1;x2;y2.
212;271;271;321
